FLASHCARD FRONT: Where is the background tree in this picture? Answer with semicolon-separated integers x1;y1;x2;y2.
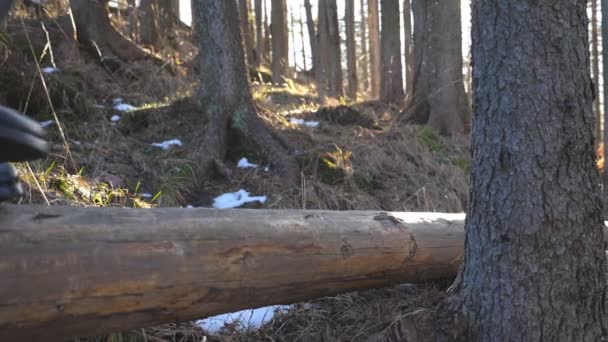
192;0;298;184
403;0;413;100
379;0;403;102
254;0;263;67
404;0;468;135
368;0;380;98
304;0;317;73
359;0;369;93
317;0;342;99
238;0;255;66
345;0;357;100
139;0;179;48
395;0;607;339
591;0;601;146
271;0;289;83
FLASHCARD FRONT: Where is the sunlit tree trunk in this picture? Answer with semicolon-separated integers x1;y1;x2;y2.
380;0;404;102
345;0;357;100
403;0;414;100
368;0;381;98
271;0;289;83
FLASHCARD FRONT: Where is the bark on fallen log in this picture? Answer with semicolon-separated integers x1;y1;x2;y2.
0;205;466;340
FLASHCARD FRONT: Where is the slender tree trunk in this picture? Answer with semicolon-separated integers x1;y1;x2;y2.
404;0;468;136
239;0;255;67
299;4;307;71
403;0;414;100
359;0;369;94
317;0;343;99
139;0;178;48
345;0;357;100
592;0;601;148
304;0;317;72
254;0;263;67
368;0;381;98
192;0;298;184
263;0;271;62
603;0;608;184
271;0;289;83
400;1;607;340
290;11;298;70
380;0;404;102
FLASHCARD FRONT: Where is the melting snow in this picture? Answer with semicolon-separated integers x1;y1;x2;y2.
237;157;259;169
212;189;267;209
110;115;121;122
150;139;182;150
40;120;54;128
196;306;290;333
140;193;153;199
290;118;319;128
42;67;59;74
114;103;138;112
112;98;124;105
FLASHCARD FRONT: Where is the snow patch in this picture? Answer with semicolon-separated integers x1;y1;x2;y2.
40;120;54;128
110;115;121;122
237;157;259;169
212;189;267;209
196;306;290;333
290;118;319;128
150;139;183;150
114;103;138;112
42;67;60;74
140;193;153;199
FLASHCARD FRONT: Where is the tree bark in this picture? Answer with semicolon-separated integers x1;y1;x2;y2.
403;0;414;100
299;4;307;71
304;0;317;72
69;0;161;63
238;0;255;67
254;0;264;67
139;0;178;48
404;0;468;136
368;0;381;99
345;0;357;100
380;0;404;103
592;0;601;148
429;1;607;340
359;0;369;94
603;0;608;184
192;0;298;184
271;0;289;83
0;205;465;341
317;0;343;99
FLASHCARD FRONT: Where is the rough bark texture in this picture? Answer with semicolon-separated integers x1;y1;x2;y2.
254;0;263;67
439;1;608;340
380;0;404;102
317;0;343;99
271;0;288;83
368;0;381;98
403;0;413;100
238;0;255;67
193;0;298;184
0;206;465;341
404;0;468;135
359;0;369;93
69;0;161;63
591;0;601;147
345;0;357;100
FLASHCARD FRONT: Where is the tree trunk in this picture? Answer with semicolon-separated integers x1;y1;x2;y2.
299;4;307;71
404;0;468;136
411;1;606;340
345;0;357;100
69;0;161;63
317;0;343;99
290;10;298;70
0;206;464;341
603;0;608;184
192;0;298;184
304;0;317;71
368;0;381;98
359;0;369;94
380;0;404;103
592;0;601;148
403;0;413;100
263;0;271;62
139;0;179;49
271;0;289;84
254;0;264;67
238;0;255;67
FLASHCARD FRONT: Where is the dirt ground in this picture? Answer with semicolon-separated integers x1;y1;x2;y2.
1;15;469;342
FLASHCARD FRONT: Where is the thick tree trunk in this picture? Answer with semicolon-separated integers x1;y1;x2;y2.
238;0;255;67
0;206;464;341
254;0;264;67
193;0;298;184
271;0;289;83
368;0;381;99
404;0;468;136
428;1;606;340
317;0;343;99
380;0;404;103
69;0;161;63
592;0;601;148
345;0;357;100
359;0;369;94
403;0;414;100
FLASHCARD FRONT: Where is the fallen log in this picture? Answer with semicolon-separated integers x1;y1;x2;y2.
0;205;466;341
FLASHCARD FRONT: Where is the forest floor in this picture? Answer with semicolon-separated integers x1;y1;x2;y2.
1;16;471;342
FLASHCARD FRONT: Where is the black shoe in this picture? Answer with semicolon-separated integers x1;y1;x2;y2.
0;105;48;163
0;163;22;202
